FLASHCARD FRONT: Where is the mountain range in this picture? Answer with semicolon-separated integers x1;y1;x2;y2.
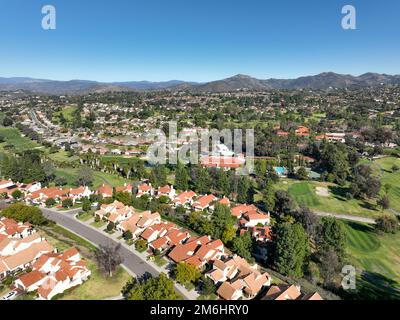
1;72;400;95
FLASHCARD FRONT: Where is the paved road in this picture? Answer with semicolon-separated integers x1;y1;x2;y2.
39;208;191;300
314;211;376;224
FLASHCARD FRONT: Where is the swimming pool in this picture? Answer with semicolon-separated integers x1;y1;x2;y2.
274;167;286;175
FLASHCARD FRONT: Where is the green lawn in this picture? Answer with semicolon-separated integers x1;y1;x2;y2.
48;150;80;164
343;221;400;299
288;182;320;207
58;264;130;300
90;220;106;228
153;255;168;267
274;179;386;218
41;224;97;252
54;167;130;189
52;106;77;124
77;211;94;222
0;127;43;153
374;157;400;212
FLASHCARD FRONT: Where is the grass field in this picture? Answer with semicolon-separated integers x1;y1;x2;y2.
343;221;400;299
374;157;400;212
48;149;80;164
54;167;131;189
77;211;94;222
58;264;130;300
273;179;387;218
52;106;77;124
0;127;43;153
91;220;106;228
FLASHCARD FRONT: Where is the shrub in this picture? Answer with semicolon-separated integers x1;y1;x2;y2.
135;239;147;253
45;198;56;207
375;216;399;234
62;198;73;208
123;231;133;241
106;222;115;232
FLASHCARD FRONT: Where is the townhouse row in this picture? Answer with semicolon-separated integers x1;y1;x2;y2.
0;217;90;300
94;200;272;300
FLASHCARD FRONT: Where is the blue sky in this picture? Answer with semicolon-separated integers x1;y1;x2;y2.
0;0;399;82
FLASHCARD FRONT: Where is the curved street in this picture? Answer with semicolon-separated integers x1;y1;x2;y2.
39;207;194;300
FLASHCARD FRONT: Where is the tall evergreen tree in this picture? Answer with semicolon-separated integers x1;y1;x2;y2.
274;223;310;278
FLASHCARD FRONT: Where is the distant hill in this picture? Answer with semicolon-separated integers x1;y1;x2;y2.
1;72;399;94
188;73;400;92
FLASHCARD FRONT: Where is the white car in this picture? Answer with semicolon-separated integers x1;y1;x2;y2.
1;291;18;301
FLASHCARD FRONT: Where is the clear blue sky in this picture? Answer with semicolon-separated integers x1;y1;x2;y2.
0;0;399;82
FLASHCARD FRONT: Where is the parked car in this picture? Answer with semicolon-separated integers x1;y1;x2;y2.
1;290;18;301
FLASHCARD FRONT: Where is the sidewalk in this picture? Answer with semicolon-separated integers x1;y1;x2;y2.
76;214;199;300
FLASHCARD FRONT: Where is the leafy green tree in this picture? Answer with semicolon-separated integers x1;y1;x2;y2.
210;203;234;241
377;195;390;211
216;170;229;195
175;164;189;191
62;198;73;208
76;166;93;187
45;198;56;207
72;107;82;129
135;239;148;252
54;176;67;186
273;223;309;278
175;205;186;216
1;203;47;225
149;165;167;188
274;190;296;216
114;191;132;206
316;217;346;261
106;222;115;232
221;226;236;243
319;142;349;185
296;166;309;180
2;116;13;127
237;176;250;203
123;230;133;240
11;189;22;200
231;232;254;262
175;262;201;286
200;276;216;296
121;277;138;298
126;273;181;300
375;215;399;234
194;168;211;194
262;181;275;212
316;247;341;287
82;198;92;212
350;164;381;199
132;195;150;211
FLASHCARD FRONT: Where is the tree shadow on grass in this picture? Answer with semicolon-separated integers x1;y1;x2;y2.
345;221;374;233
359;202;379;211
341;271;400;300
328;185;379;212
328;185;349;201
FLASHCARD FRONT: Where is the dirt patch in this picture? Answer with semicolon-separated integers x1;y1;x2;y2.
316;187;330;197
